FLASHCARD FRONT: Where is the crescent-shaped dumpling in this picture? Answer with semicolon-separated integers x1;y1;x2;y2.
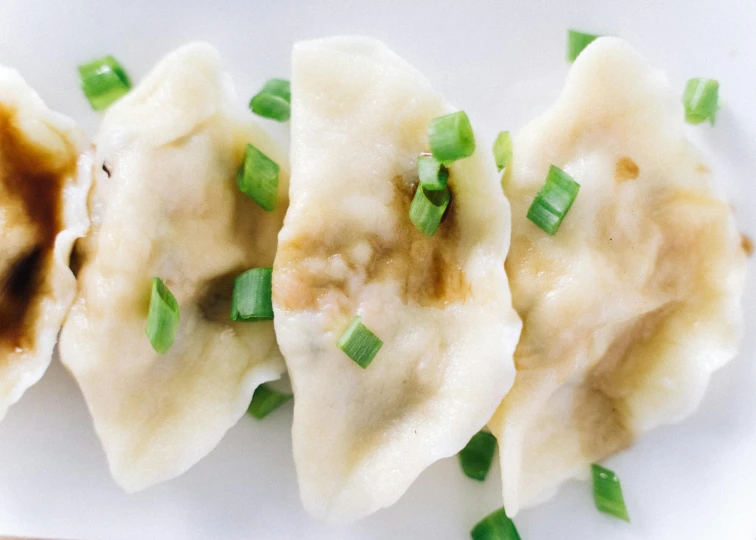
490;37;747;515
273;36;521;523
0;65;90;422
59;43;288;491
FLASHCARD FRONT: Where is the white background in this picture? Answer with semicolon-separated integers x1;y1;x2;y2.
0;0;755;538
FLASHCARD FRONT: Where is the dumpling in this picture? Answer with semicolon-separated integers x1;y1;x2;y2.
0;65;90;422
59;43;288;491
273;36;521;523
489;37;747;515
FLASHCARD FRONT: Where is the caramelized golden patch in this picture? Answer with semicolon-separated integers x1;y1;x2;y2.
275;174;469;312
0;106;76;349
614;156;639;182
741;234;753;257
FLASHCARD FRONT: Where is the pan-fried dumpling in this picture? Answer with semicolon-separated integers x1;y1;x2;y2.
273;36;521;523
59;43;288;491
0;66;90;422
489;37;747;515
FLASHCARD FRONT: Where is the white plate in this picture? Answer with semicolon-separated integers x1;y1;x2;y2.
1;1;755;539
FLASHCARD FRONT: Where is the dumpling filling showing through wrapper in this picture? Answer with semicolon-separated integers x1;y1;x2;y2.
490;37;747;516
59;43;288;492
0;64;90;423
273;36;521;523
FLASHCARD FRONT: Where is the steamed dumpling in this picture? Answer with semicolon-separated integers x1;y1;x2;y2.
59;43;288;491
489;37;747;515
0;65;90;421
273;36;521;523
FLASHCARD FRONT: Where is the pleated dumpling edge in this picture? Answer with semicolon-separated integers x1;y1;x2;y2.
273;36;521;523
491;36;747;515
59;42;289;492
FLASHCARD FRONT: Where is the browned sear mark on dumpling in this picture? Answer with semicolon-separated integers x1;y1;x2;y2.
741;234;753;257
0;106;76;349
275;174;469;312
615;156;639;182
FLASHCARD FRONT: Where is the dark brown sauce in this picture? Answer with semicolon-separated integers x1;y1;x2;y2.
275;173;469;312
68;239;84;278
0;105;75;349
197;268;251;322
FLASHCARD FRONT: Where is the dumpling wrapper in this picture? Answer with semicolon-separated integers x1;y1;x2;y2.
273;36;521;523
490;37;748;515
0;65;90;421
59;43;288;491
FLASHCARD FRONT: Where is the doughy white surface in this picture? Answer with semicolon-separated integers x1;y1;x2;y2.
274;36;521;523
58;43;288;492
490;37;747;515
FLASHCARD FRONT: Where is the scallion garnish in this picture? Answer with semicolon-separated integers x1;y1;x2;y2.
493;131;512;172
591;463;630;522
230;268;274;321
471;507;521;540
145;277;179;354
459;431;497;481
337;316;382;369
236;144;280;212
409;185;451;237
77;55;131;111
249;78;291;122
526;165;580;235
417;154;449;191
567;30;600;62
248;383;293;419
429;111;476;163
682;78;719;125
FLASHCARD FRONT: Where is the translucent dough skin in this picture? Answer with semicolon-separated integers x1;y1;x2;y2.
59;43;288;492
0;65;90;422
490;37;747;515
274;36;521;523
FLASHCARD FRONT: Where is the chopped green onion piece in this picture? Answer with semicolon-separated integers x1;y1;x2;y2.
471;507;521;540
683;78;719;125
237;144;280;212
409;185;451;237
459;431;497;481
249;78;291;122
592;463;630;522
230;268;274;321
77;55;131;111
526;165;580;236
145;277;179;354
567;30;601;62
337;316;382;369
417;154;449;191
493;131;513;172
247;383;292;419
429;111;476;163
